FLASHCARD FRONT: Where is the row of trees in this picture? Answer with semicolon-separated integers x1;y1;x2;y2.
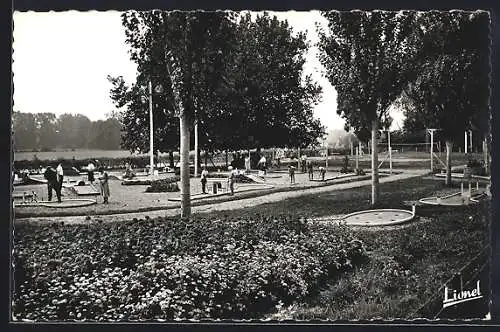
111;10;489;216
108;12;324;156
318;10;490;204
109;11;326;217
12;112;121;151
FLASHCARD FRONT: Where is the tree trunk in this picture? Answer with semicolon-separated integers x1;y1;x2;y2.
169;151;174;168
180;114;191;219
445;140;453;186
371;120;379;206
197;148;201;170
194;121;199;177
484;137;489;175
204;150;208;168
225;150;228;168
297;147;301;169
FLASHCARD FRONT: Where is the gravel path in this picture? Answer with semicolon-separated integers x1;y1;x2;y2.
14;169;429;225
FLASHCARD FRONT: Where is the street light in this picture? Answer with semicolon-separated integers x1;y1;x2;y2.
142;80;164;177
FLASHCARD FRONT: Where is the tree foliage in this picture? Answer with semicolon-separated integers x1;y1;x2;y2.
226;13;324;149
318;11;420;133
110;11;325;154
317;10;420;204
401;11;490;142
12;111;121;151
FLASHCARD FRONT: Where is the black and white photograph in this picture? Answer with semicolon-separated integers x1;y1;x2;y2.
10;7;494;322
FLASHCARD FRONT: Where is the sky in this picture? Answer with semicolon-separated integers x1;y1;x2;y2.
12;11;404;131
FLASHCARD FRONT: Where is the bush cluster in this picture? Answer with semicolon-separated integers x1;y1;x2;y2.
145;178;180;193
13;216;367;321
204;173;254;183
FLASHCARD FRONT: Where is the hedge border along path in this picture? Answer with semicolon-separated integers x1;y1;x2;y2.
14;169;429;225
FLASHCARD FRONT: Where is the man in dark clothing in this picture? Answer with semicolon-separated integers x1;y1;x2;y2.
44;166;61;202
307;160;314;180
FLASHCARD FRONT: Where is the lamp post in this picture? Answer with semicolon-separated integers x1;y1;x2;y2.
148;81;154;176
464;131;468;154
144;80;164;177
428;129;437;173
194;115;199;177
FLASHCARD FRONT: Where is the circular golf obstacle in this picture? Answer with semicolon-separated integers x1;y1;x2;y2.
419;182;490;206
341;206;416;226
14;198;97;208
312;206;416;227
419;192;487;206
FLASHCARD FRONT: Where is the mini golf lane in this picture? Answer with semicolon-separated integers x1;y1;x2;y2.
341;207;416;226
419;190;488;206
312;206;416;227
14;198;97;208
167;183;275;202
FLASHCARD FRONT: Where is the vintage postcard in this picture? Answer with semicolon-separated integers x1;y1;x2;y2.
10;6;495;324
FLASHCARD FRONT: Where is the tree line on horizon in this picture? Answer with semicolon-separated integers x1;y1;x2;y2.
12;111;122;152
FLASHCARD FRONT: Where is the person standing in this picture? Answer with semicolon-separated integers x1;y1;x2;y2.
56;163;64;194
258;155;267;175
201;167;209;194
301;155;307;173
244;154;251;173
289;165;296;184
44;166;61;202
307;160;314;180
87;160;95;184
227;166;236;195
99;169;110;204
319;166;326;181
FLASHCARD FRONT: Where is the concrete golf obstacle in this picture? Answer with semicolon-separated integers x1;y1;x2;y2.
341;205;416;226
167;183;275;202
71;184;101;196
434;173;490;181
419;182;490;206
312;206;417;227
13;198;97;208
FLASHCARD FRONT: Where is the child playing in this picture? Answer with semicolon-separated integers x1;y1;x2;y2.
307;160;314;180
99;170;110;204
288;165;296;184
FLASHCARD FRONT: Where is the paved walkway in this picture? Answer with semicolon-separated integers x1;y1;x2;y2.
15;169;429;225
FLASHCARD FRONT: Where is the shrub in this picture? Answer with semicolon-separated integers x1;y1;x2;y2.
205;173;254;183
355;168;366;176
340;156;354;174
145;181;180;193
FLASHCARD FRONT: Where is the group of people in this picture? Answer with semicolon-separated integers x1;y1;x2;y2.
287;159;327;184
42;161;110;204
200;165;237;196
87;160;110;203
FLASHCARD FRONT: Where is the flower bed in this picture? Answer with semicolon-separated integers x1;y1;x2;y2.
145;179;180;193
206;173;255;183
13;215;366;321
122;176;180;186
